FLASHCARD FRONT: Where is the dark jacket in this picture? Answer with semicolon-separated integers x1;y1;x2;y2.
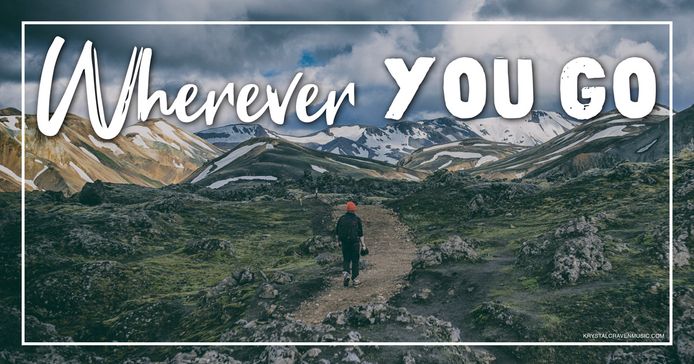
335;212;363;245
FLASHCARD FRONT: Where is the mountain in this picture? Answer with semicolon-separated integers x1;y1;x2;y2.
185;137;426;189
0;109;222;193
195;123;272;149
197;110;577;165
0;108;23;192
674;104;694;153
399;138;526;172
472;104;674;179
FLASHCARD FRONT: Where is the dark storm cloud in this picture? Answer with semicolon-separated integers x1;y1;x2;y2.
476;0;694;19
2;1;691;131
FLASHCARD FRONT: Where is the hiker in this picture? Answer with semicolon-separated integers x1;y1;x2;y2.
335;201;366;287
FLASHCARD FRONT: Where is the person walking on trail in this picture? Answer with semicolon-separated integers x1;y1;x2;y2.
335;201;366;287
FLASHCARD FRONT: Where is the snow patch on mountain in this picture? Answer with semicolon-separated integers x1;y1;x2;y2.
69;161;93;182
475;155;499;167
423;151;483;165
79;147;100;162
438;160;452;170
585;126;629;143
89;135;124;155
327;158;361;170
463;111;577;146
533;155;562;165
402;173;421;182
208;175;278;189
311;165;328;173
192;142;267;183
636;139;658;153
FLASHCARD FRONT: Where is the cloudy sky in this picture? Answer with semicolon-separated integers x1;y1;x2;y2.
2;1;691;135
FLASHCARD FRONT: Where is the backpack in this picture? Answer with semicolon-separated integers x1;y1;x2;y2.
338;214;360;244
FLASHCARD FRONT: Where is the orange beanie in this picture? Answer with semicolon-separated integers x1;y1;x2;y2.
346;201;357;212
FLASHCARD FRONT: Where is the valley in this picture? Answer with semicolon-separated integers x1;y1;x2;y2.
0;105;692;363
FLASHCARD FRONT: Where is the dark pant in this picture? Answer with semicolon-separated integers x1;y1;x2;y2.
341;241;360;279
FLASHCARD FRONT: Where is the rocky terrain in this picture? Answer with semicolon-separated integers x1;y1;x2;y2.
0;103;692;363
0;148;690;362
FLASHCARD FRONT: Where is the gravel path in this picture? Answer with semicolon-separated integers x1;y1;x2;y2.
293;204;416;324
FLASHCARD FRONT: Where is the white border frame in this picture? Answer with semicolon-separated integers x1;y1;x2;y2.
20;20;674;347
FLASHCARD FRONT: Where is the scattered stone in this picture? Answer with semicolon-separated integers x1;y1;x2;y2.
413;288;432;301
468;194;486;215
271;271;294;285
169;349;242;364
412;235;479;268
518;216;612;286
345;330;362;342
206;276;237;297
675;288;694;363
316;253;340;265
260;346;299;364
301;235;338;255
232;268;255;285
606;348;670;364
258;283;278;299
184;238;234;258
439;235;480;262
648;282;663;294
64;227;134;256
471;301;528;339
304;348;322;358
342;350;361;363
411;246;442;268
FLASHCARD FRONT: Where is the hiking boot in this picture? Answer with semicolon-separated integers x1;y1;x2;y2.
352;278;361;287
343;272;350;287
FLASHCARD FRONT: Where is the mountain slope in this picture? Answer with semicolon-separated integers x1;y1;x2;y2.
472;105;674;179
185;137;426;189
195;123;272;149
197;110;576;165
0;109;222;193
399;138;526;172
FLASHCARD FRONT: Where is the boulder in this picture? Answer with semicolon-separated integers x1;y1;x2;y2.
271;271;294;285
260;346;299;364
316;253;340;266
78;180;107;205
412;246;442;268
232;268;255;285
517;216;612;286
606;348;670;364
303;348;321;359
169;350;242;364
551;232;612;285
301;235;338;255
206;276;237;297
439;235;480;262
412;235;479;269
412;288;432;302
258;283;278;299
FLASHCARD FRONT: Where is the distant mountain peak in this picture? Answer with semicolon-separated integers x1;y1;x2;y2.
197;110;575;165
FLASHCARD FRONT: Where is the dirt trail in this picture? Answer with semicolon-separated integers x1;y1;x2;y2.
293;204;416;324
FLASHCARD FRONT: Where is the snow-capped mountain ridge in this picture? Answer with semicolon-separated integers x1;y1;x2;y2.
197;110;577;164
